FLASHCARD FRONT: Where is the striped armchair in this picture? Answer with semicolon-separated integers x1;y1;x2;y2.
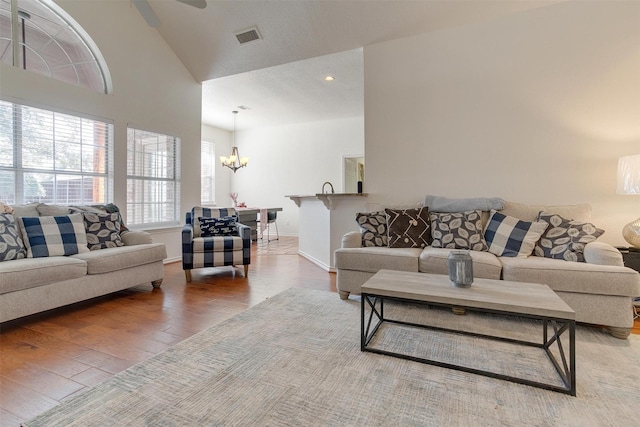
182;207;251;282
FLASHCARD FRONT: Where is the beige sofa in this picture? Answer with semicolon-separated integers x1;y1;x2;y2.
335;201;640;339
0;203;167;323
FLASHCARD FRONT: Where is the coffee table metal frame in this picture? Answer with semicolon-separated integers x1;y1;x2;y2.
361;292;576;396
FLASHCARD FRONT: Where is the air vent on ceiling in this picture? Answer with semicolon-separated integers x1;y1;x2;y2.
235;27;262;44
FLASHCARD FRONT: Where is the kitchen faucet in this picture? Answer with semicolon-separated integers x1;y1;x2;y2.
322;181;335;194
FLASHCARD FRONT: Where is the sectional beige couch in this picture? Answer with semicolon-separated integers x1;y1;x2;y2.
0;203;167;323
335;200;640;339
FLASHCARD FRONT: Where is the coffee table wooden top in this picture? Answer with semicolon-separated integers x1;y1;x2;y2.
361;270;575;320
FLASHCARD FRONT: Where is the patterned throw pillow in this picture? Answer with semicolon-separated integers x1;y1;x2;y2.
199;216;238;237
83;212;125;251
17;213;90;258
430;210;488;251
0;213;26;261
385;207;431;248
534;212;604;262
483;210;548;257
356;211;388;247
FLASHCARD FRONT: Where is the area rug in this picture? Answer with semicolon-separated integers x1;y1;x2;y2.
25;288;639;426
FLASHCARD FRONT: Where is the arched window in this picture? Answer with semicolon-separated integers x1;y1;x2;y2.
0;0;112;94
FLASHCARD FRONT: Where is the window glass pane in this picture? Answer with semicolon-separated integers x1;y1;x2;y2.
1;0;111;94
127;127;180;227
0;100;113;206
201;140;215;204
0;170;15;203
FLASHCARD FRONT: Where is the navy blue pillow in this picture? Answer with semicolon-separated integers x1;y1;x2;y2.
199;216;238;237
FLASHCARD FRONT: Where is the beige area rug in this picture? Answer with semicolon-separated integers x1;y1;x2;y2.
25;288;639;426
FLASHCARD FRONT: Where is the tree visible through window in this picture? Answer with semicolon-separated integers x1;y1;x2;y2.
127;128;180;228
0;99;113;205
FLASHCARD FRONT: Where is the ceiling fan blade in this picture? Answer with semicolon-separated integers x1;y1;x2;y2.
176;0;207;9
132;0;161;28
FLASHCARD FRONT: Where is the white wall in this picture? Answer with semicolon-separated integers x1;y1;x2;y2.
0;1;202;261
222;117;365;236
363;1;640;246
201;124;232;207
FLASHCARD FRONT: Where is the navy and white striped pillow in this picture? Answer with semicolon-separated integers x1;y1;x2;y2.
17;213;89;258
484;210;548;258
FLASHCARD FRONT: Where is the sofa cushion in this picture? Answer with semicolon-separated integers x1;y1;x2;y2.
71;243;166;274
0;256;87;293
483;210;548;258
10;203;39;218
18;214;90;258
418;247;502;280
430;210;488;251
0;213;26;261
385;207;431;248
36;203;72;216
356;211;388;247
500;201;592;223
83;212;125;250
192;236;244;253
534;212;604;262
499;256;640;297
334;247;422;274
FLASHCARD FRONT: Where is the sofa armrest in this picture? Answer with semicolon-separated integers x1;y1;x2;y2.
342;231;362;248
121;230;153;246
583;241;624;267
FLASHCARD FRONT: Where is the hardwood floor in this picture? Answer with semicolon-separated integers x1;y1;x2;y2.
0;237;335;426
1;237;638;426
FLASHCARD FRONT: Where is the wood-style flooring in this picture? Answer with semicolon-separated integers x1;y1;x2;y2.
0;236;638;426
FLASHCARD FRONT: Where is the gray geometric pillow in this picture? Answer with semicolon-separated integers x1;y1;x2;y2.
83;212;125;250
356;211;388;247
430;210;488;251
0;213;26;261
534;212;604;262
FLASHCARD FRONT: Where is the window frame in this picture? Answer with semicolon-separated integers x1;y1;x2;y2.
126;126;181;230
200;139;216;206
0;98;114;206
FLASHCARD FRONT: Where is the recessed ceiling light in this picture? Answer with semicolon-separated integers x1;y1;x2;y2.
324;76;335;82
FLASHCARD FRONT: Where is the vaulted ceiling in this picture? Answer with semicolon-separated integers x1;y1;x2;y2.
141;0;559;130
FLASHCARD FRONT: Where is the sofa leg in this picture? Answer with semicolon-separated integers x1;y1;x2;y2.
339;291;350;300
151;279;163;289
244;264;249;277
607;326;631;339
185;270;191;282
451;307;466;315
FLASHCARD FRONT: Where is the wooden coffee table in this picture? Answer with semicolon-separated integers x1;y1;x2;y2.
361;269;576;395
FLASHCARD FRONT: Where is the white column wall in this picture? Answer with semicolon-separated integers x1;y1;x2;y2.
363;1;640;246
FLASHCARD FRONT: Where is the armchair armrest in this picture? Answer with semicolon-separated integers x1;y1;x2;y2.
237;223;251;240
182;223;193;244
121;230;153;246
583;241;624;267
342;231;362;248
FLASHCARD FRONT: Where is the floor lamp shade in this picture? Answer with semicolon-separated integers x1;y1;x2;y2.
617;155;640;248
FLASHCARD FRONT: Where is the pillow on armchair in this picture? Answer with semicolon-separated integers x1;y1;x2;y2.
199;216;238;237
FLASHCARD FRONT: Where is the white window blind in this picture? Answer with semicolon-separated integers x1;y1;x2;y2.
127;127;180;227
0;99;113;205
201;140;215;205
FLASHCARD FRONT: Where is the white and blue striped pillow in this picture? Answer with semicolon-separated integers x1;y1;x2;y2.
17;213;89;258
484;210;548;258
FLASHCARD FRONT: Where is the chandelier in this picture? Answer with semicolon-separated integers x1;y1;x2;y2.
220;110;248;172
